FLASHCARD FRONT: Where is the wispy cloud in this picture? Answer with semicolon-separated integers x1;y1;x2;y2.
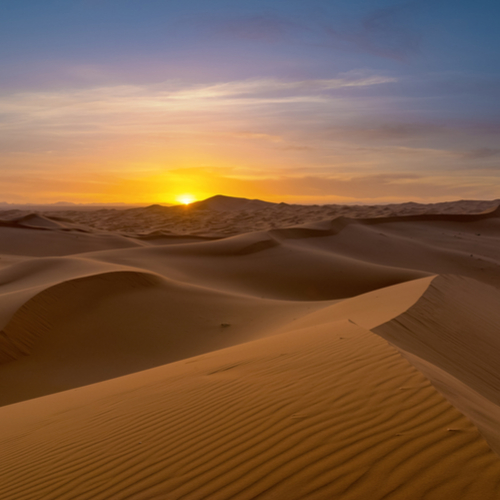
0;74;397;134
0;73;394;112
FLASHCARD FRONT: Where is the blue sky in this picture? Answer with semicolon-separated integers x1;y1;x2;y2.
1;0;499;203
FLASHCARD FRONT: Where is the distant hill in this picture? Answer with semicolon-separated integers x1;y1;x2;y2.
189;195;278;212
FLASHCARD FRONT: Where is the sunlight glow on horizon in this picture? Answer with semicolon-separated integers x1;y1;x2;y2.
176;194;197;205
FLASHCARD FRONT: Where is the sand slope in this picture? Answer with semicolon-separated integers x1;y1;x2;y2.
0;269;325;406
1;198;500;499
1;317;499;500
87;231;428;300
375;274;500;455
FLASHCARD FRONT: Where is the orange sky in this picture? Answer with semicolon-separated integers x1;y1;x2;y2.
2;79;499;205
2;2;499;205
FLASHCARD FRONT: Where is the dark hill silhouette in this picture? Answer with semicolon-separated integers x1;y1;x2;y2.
188;195;277;212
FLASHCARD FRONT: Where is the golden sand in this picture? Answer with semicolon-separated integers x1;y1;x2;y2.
1;197;499;499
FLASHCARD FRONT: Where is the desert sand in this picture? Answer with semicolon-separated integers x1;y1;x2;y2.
1;195;500;499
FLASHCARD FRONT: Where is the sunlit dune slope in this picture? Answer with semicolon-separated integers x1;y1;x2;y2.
1;316;499;500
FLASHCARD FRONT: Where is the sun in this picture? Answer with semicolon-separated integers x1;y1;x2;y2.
176;194;196;205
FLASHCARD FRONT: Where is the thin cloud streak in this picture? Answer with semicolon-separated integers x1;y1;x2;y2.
0;73;397;116
0;74;399;151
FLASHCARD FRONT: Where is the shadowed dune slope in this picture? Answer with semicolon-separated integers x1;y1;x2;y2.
1;320;500;500
0;270;326;407
0;256;143;329
279;216;500;289
374;275;500;454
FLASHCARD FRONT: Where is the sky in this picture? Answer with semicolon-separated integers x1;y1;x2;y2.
1;0;499;205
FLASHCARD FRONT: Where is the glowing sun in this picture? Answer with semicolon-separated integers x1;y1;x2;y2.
176;194;196;205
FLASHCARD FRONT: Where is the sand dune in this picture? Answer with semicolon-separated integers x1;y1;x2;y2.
86;231;428;300
7;213;66;230
1;197;500;499
1;311;500;499
0;269;327;406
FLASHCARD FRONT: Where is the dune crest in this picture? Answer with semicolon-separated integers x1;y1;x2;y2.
374;274;500;454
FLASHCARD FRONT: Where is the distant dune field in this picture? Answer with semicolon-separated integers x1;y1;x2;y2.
1;196;500;499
